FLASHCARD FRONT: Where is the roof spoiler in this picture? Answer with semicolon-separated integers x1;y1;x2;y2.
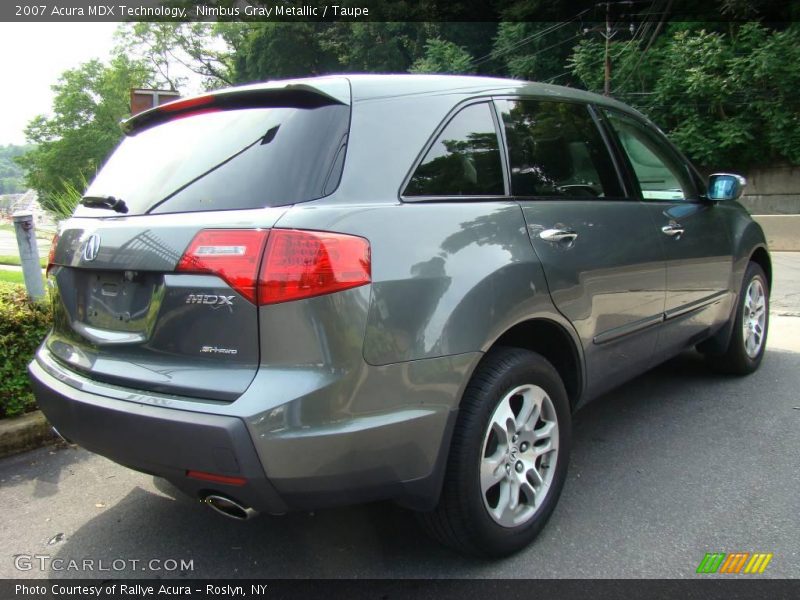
123;78;351;135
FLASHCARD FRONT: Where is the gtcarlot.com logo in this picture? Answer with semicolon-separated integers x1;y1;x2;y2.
696;552;773;574
13;554;194;572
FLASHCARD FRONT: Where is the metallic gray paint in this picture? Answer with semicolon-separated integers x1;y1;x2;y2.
30;74;770;514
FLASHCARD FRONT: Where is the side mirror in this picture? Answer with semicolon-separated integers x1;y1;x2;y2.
707;173;746;201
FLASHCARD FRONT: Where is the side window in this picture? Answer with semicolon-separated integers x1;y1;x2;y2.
496;99;623;199
404;102;504;197
603;110;694;201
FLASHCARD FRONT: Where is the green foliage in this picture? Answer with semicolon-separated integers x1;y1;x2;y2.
0;147;29;194
235;23;339;81
0;255;47;268
116;22;238;89
411;39;473;74
46;174;88;221
233;22;496;83
0;145;32;194
571;22;800;170
494;22;581;83
0;282;51;418
17;55;154;215
0;271;25;285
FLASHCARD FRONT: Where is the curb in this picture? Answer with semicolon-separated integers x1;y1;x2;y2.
0;410;56;458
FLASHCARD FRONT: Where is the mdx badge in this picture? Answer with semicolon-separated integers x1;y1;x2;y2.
82;234;101;262
186;294;234;309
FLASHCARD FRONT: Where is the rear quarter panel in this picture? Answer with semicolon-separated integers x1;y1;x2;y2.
274;201;579;367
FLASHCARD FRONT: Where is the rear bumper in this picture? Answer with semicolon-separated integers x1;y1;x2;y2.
29;347;477;512
29;356;289;514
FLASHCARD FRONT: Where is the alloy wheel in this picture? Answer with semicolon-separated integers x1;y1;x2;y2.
480;384;559;528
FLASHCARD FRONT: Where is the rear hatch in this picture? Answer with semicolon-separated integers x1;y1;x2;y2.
45;79;352;401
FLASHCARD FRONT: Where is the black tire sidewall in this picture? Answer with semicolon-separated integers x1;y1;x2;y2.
453;349;571;556
730;263;769;372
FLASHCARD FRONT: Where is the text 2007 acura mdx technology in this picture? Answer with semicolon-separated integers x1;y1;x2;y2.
30;75;771;557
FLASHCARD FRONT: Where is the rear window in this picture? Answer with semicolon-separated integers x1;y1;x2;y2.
78;104;350;216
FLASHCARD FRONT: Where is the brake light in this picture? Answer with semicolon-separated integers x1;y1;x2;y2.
160;94;215;112
258;229;371;305
176;229;371;305
176;230;268;303
46;232;59;275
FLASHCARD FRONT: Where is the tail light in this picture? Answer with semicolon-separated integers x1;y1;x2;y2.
177;229;371;305
176;230;269;303
259;229;371;305
46;232;60;275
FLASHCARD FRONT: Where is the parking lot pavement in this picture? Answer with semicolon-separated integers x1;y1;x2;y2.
2;254;798;579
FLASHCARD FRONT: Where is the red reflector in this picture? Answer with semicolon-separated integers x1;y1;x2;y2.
46;232;59;275
186;470;247;487
258;229;371;305
176;230;269;303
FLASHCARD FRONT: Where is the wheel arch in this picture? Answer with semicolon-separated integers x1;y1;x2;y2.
483;317;585;410
750;245;772;290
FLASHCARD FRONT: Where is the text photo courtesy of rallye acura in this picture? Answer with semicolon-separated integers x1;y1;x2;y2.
29;74;771;557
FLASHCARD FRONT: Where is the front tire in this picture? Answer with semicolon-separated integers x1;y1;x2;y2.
419;347;571;557
707;262;769;375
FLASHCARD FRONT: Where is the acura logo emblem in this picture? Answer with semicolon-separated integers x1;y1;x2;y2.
82;234;101;262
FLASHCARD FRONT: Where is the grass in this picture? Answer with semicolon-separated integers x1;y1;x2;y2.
0;223;55;240
0;254;47;268
0;271;47;289
0;270;26;285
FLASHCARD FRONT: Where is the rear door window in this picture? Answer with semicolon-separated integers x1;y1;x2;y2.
404;102;504;197
495;99;623;199
78;104;350;216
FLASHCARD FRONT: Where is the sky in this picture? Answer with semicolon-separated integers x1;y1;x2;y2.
0;23;120;145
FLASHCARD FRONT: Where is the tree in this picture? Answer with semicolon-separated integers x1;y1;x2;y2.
234;23;339;82
0;145;31;194
410;39;473;74
570;22;800;170
493;22;583;83
17;55;154;212
116;22;240;90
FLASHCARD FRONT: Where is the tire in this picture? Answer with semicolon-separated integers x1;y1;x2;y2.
707;262;769;375
418;347;571;557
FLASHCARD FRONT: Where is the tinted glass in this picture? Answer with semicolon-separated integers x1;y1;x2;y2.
404;103;504;197
79;104;350;216
604;110;693;201
497;99;622;198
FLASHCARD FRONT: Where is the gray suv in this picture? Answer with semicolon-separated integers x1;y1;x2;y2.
29;75;771;557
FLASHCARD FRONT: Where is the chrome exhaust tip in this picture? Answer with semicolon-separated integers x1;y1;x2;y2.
204;494;258;521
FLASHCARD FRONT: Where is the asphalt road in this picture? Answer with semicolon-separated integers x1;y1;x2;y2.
2;254;799;580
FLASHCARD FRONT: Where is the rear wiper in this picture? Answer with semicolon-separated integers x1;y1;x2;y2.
81;195;129;214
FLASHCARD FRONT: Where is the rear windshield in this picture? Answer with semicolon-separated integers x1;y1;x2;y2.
77;104;350;216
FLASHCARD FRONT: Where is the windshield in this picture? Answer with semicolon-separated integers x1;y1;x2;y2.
78;104;350;216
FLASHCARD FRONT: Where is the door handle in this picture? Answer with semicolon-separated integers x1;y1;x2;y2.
661;223;684;237
540;228;578;243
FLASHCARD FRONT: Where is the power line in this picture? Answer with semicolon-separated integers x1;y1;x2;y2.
483;31;584;76
471;9;592;70
614;0;673;92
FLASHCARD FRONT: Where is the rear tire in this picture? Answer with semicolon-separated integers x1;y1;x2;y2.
418;347;571;557
706;262;769;375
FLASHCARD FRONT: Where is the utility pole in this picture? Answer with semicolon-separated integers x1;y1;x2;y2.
602;2;615;96
584;2;637;96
